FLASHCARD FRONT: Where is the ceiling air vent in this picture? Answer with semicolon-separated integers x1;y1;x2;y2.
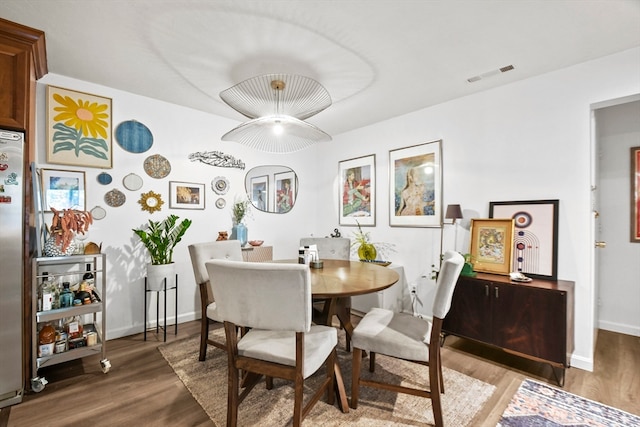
467;64;515;83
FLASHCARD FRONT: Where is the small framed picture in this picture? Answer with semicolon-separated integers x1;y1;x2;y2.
274;171;296;213
41;168;86;211
469;218;515;275
339;154;375;226
389;140;442;227
250;175;269;212
169;181;205;210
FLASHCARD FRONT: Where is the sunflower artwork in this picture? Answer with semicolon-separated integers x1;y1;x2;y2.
46;86;113;168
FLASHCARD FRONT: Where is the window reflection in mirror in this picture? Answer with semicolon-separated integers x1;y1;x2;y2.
245;165;298;213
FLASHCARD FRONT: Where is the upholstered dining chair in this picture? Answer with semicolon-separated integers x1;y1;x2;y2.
350;250;465;427
188;240;243;361
205;259;341;427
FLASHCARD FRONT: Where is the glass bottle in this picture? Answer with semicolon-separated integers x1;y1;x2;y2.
82;264;94;286
40;272;54;311
38;272;49;311
50;276;61;310
65;315;84;340
59;282;74;308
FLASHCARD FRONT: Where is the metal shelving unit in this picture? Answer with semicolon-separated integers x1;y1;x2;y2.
31;253;110;392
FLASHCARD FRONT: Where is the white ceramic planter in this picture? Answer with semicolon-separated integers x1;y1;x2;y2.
146;263;176;291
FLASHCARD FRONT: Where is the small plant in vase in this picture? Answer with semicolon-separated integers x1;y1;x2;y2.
230;194;251;246
351;221;395;262
44;208;93;256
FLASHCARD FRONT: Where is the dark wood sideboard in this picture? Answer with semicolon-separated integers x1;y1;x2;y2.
442;272;574;386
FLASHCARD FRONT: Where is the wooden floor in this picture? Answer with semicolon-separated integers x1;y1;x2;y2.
1;320;638;426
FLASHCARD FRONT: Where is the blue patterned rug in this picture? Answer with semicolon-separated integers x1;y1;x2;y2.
498;379;640;427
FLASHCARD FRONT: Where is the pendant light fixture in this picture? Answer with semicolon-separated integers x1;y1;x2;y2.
220;74;332;153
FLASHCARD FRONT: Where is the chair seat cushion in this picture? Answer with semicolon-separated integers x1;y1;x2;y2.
239;325;337;378
206;302;222;322
351;308;432;362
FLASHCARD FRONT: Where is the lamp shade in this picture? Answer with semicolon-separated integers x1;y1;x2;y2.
445;204;463;221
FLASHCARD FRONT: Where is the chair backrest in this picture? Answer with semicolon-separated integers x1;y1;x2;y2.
188;240;243;286
299;237;350;260
206;259;312;332
432;251;465;319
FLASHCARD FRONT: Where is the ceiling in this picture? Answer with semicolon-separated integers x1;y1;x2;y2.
2;0;639;137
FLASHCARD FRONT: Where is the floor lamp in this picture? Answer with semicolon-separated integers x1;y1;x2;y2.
439;204;463;262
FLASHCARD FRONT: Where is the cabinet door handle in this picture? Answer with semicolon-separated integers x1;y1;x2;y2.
485;284;489;297
494;286;499;298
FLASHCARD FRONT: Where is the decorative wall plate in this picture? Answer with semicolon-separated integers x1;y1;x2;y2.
90;205;107;220
123;173;143;191
115;120;154;153
138;190;164;213
104;189;126;207
215;197;226;209
97;172;113;185
212;176;229;195
143;154;171;179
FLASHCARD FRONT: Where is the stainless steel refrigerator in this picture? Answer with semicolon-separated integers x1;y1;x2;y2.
0;129;24;408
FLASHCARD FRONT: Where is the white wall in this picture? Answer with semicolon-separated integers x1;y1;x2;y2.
595;100;640;336
34;47;640;372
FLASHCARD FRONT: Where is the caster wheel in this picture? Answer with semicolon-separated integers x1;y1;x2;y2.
100;358;111;373
31;376;48;393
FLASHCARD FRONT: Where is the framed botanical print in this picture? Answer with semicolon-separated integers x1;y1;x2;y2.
339;154;375;226
169;181;205;210
389;140;442;227
469;218;515;275
250;175;269;212
46;85;113;168
490;199;559;280
41;168;86;211
631;147;640;243
274;171;296;213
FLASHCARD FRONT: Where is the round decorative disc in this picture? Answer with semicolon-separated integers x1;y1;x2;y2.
90;206;107;220
215;197;226;209
115;120;154;153
138;190;164;213
212;176;229;195
104;189;126;207
97;172;113;185
123;173;143;191
143;154;171;179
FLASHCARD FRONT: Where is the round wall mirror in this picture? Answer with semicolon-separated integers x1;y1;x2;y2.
244;165;298;213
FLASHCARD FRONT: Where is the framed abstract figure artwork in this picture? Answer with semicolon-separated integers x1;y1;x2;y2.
469;218;515;275
631;147;640;243
339;154;375;226
46;85;113;168
489;199;559;280
389;140;442;227
250;175;269;212
274;171;296;213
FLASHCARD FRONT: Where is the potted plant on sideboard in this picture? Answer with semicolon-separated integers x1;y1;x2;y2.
43;208;93;256
132;214;192;290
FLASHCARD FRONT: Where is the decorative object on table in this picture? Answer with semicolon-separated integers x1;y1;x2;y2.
509;272;532;282
83;241;102;254
188;150;245;170
331;228;341;238
96;172;112;185
489;199;559;280
115;120;153;153
143;154;171;179
460;253;476;277
216;231;228;241
90;206;106;220
248;240;263;247
122;173;143;191
40;168;86;211
351;220;395;261
214;197;226;209
498;379;640;427
211;176;229;195
389;140;442;227
339;154;375;226
219;74;332;153
44;208;93;256
469;218;515;275
104;188;126;207
138;190;163;213
169;181;205;210
274;170;295;213
630;146;640;243
46;85;112;168
230;194;250;246
132;214;192;291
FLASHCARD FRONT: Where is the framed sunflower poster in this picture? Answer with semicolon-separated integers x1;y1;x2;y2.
46;85;113;168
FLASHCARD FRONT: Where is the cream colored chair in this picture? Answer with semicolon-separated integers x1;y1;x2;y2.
188;240;243;361
350;251;465;427
205;259;341;427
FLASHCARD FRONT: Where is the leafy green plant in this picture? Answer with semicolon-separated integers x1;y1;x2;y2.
232;194;251;224
132;214;192;265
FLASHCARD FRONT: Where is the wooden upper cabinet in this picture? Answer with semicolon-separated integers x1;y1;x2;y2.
0;18;47;132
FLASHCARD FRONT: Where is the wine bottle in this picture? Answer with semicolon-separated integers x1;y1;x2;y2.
82;264;94;286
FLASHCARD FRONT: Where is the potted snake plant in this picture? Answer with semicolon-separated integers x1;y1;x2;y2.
132;214;192;290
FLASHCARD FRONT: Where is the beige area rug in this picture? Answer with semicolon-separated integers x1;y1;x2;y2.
159;330;495;426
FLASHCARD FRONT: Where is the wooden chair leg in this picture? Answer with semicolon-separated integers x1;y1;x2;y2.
227;366;239;427
293;377;304;427
369;352;376;372
430;351;444;427
199;317;209;361
351;347;362;409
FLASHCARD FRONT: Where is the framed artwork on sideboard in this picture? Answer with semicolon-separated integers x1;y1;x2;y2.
469;218;515;276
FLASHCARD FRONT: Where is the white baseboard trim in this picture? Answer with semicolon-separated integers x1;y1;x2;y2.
106;311;199;340
598;320;640;337
570;353;594;372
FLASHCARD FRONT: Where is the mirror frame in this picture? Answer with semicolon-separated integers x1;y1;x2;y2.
244;165;298;213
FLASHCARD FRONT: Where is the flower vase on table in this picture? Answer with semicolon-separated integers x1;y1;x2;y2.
231;223;248;247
